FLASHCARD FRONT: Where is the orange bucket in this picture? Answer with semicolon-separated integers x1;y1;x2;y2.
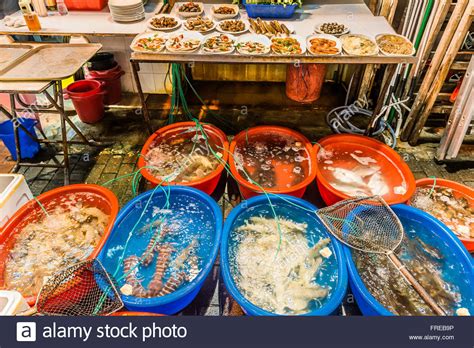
314;134;416;205
0;184;119;306
409;178;474;252
138;122;229;195
229;126;317;199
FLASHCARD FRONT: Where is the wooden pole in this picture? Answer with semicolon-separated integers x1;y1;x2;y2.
408;2;474;145
401;0;469;141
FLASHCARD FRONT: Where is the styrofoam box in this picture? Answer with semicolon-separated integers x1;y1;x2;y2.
0;174;33;228
0;290;30;315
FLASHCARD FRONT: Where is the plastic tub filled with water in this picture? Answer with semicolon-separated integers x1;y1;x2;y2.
98;186;222;315
345;204;474;316
221;195;347;316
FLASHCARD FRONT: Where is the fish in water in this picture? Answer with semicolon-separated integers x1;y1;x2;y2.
332;168;367;187
367;172;389;196
350;153;377;166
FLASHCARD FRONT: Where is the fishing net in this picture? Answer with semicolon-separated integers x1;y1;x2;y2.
34;259;123;316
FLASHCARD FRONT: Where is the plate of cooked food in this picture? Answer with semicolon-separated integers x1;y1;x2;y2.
236;34;271;55
217;19;249;35
340;34;379;56
211;4;239;20
131;32;169;53
307;34;341;56
376;33;415;56
315;22;349;37
147;15;181;31
177;2;204;18
249;18;294;37
270;35;306;55
184;16;216;33
166;31;204;53
203;33;236;54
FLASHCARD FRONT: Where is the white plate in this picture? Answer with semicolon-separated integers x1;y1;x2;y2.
340;34;379;56
249;21;294;37
306;34;342;56
216;20;249;35
314;22;350;37
183;17;216;33
109;0;143;7
202;33;236;54
236;34;271;55
270;35;306;55
210;4;239;20
130;32;169;53
376;33;416;57
147;15;182;31
166;31;204;53
176;2;204;18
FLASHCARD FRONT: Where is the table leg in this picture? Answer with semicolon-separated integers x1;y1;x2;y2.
10;93;21;172
131;60;153;134
57;82;70;185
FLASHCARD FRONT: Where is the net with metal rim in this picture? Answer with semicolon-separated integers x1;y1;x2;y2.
315;196;404;254
35;259;123;316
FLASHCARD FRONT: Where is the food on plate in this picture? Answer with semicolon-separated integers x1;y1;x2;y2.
341;34;378;56
184;16;214;32
203;34;235;53
376;34;414;55
178;2;202;13
134;34;168;52
214;5;236;15
308;37;339;55
271;37;302;55
249;18;291;37
237;40;269;55
318;22;347;35
149;16;178;29
167;34;201;52
219;19;246;33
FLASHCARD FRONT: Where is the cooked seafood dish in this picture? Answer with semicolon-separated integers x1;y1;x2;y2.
203;34;235;53
309;37;340;55
229;216;336;315
184;16;215;32
341;34;378;56
317;22;347;35
166;34;201;52
271;37;303;55
219;19;246;33
144;127;222;183
133;34;167;52
149;16;178;29
214;5;236;15
411;186;473;240
178;2;202;13
249;18;291;37
376;34;414;55
236;40;269;55
3;198;110;297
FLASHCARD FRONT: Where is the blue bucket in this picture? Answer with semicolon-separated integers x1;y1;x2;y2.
98;186;222;315
244;2;298;18
0;118;40;160
344;204;474;316
221;194;348;316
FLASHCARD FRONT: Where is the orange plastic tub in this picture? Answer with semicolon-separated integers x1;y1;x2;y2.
229;126;317;199
0;184;119;306
138;122;229;195
410;178;474;252
64;0;108;11
314;134;416;206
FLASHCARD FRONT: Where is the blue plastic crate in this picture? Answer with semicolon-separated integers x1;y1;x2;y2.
244;3;298;19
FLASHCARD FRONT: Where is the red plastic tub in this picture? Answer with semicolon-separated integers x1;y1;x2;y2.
286;64;327;103
229;126;317;199
0;184;119;306
314;134;416;206
86;64;125;105
409;178;474;252
65;80;105;123
64;0;108;11
138;122;229;195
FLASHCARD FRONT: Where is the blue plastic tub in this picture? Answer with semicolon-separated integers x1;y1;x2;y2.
98;186;222;315
244;2;298;19
0;118;39;160
344;204;474;316
221;194;348;316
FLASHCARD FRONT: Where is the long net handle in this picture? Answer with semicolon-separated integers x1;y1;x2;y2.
388;253;446;316
17;307;38;316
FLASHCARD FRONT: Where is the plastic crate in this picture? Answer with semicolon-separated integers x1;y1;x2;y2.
0;174;33;228
244;3;297;19
64;0;108;11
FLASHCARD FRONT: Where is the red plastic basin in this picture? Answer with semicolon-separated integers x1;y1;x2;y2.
409;178;474;252
314;134;416;206
229;126;317;199
138;122;229;195
65;80;105;124
0;184;119;306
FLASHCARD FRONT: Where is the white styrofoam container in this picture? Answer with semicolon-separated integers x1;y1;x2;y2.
0;174;33;228
0;290;30;316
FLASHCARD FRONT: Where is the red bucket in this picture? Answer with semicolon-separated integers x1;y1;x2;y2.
65;80;105;124
138;122;229;195
286;64;327;103
0;184;119;306
87;64;125;105
229;126;317;199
